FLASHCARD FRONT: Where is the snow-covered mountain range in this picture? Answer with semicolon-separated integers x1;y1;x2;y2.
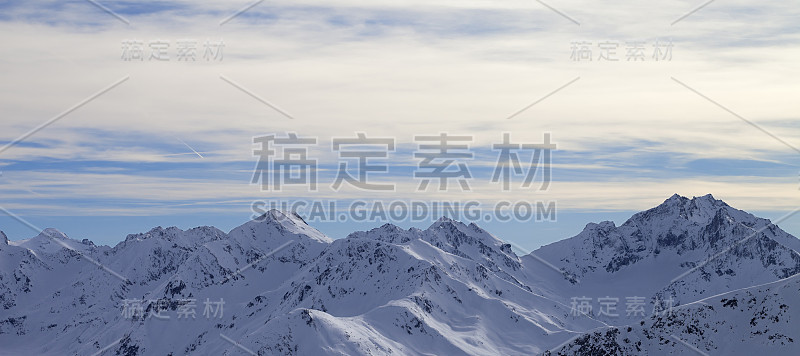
1;194;798;355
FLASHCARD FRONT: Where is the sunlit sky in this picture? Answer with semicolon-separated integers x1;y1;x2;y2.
1;0;799;250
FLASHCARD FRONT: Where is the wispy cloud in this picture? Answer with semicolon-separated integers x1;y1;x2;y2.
1;0;798;234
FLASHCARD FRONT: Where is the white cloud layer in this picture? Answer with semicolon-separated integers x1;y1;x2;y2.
0;0;798;216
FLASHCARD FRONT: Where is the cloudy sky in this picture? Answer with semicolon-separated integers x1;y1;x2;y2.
1;0;798;250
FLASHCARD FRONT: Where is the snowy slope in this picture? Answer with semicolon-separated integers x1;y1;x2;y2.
527;194;800;325
222;219;607;355
1;196;799;355
548;273;800;355
0;210;332;355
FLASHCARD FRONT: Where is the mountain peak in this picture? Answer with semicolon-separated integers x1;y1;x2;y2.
698;193;716;200
261;209;309;225
424;217;518;260
436;215;456;223
124;226;180;242
234;209;332;244
0;230;7;245
627;193;734;229
535;193;799;296
428;216;466;230
580;220;617;234
664;193;726;208
360;222;406;235
691;193;726;206
117;226;227;250
666;192;685;201
37;228;68;240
